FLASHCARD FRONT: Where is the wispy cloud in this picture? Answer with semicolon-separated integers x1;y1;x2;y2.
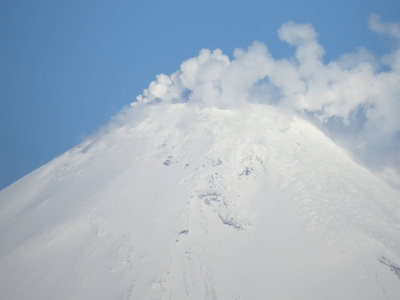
133;15;400;177
368;14;400;41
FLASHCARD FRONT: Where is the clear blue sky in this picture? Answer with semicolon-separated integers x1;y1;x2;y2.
1;0;399;190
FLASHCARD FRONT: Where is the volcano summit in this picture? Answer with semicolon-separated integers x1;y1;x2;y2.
1;19;400;299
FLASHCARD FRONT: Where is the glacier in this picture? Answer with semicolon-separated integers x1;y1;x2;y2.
1;103;399;299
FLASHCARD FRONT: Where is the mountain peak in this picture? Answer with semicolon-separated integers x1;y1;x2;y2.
1;102;399;299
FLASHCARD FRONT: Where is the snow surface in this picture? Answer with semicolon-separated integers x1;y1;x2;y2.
1;103;399;299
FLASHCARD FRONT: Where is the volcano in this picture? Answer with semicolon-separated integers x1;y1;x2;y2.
1;102;399;299
2;18;400;298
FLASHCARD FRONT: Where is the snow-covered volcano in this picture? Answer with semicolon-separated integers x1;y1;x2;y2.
2;18;400;299
1;102;399;299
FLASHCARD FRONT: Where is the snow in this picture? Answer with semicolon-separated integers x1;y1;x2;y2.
1;103;400;299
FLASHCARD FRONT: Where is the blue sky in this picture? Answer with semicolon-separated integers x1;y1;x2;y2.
1;0;399;190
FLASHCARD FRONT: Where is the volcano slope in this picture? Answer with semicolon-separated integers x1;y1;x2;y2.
0;102;399;299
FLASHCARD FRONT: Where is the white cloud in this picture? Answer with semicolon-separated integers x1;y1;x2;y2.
134;15;400;174
368;14;400;41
